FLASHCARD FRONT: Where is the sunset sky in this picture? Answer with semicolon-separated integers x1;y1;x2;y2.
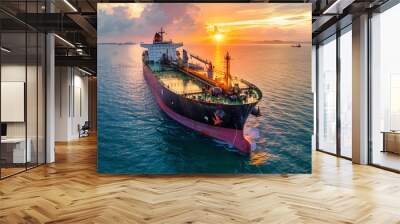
98;3;311;44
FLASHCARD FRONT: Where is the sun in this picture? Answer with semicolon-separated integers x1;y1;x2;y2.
213;33;224;42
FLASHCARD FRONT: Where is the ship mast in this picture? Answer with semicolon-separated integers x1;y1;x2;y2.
225;52;231;90
159;27;165;42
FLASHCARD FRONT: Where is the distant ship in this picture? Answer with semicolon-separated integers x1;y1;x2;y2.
291;43;301;48
140;28;262;154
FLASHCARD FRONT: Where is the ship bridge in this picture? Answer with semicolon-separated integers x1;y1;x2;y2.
141;42;183;63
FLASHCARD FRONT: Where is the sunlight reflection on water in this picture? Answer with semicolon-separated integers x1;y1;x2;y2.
249;151;271;166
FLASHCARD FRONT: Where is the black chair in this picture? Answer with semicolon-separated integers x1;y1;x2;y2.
79;121;90;138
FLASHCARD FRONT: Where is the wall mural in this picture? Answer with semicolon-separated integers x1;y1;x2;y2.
97;3;312;174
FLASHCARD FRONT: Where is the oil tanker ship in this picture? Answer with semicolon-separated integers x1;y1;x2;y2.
141;29;262;154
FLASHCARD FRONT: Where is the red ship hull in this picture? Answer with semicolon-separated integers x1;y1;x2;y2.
143;65;252;154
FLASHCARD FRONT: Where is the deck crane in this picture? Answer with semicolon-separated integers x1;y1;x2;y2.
189;53;214;79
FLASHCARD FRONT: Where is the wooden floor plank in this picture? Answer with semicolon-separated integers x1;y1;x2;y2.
0;135;400;223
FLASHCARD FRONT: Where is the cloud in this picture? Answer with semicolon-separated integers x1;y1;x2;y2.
236;3;310;16
98;3;200;42
98;3;310;43
98;3;144;18
98;7;134;35
209;13;309;32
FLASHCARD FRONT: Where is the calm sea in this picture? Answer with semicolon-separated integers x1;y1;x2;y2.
97;43;312;174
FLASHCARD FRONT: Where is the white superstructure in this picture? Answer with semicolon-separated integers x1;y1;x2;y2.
141;42;183;62
140;28;183;63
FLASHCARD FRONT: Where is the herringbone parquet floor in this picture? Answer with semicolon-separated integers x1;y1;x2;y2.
1;135;400;224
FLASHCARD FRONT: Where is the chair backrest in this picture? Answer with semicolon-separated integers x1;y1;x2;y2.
83;121;90;129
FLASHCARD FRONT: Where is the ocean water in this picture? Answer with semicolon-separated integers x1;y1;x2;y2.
97;43;312;174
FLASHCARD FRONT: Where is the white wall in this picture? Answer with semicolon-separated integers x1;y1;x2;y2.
55;66;70;141
1;65;26;140
55;67;89;141
1;65;38;138
71;72;89;138
1;64;46;164
1;65;25;81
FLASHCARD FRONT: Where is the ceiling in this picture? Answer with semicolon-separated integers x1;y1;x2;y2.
311;0;390;43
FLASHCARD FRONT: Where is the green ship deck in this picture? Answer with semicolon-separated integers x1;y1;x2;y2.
147;63;261;105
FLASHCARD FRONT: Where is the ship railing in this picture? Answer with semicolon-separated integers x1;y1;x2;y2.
179;90;259;104
177;67;218;88
240;79;263;99
182;91;206;96
171;63;260;100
